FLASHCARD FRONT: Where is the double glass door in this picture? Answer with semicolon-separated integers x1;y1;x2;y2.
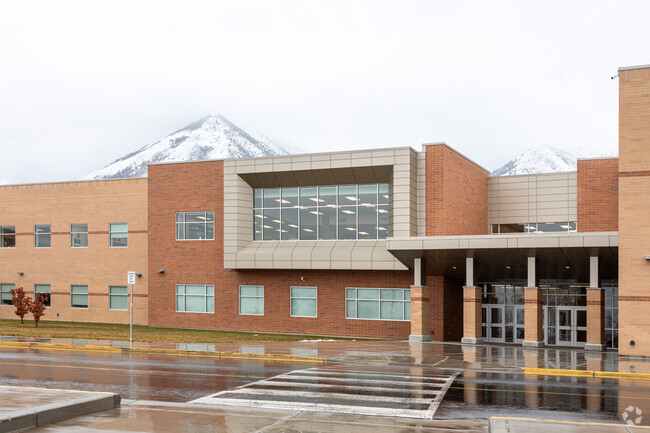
483;305;525;344
545;306;587;347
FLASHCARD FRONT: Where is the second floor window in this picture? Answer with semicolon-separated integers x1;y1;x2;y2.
176;212;214;240
109;223;128;247
0;226;15;248
71;224;88;248
34;225;51;248
254;184;389;241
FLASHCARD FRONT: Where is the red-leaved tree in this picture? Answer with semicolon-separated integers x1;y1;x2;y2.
30;294;46;328
10;287;32;324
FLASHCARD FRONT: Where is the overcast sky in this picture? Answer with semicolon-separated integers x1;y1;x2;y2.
1;1;647;184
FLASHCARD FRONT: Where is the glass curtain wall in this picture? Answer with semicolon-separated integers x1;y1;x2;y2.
603;281;618;349
254;184;389;241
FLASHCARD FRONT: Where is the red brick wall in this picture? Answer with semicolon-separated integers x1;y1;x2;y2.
577;158;618;232
148;160;416;339
427;276;464;341
426;144;489;236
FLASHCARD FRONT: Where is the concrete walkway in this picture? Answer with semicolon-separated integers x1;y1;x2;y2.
0;386;119;432
491;417;650;432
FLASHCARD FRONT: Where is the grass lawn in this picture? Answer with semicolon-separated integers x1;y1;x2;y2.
0;319;354;344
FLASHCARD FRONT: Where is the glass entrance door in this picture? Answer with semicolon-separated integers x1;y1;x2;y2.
552;306;587;347
488;305;505;343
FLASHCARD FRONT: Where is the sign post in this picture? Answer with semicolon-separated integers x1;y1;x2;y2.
127;271;136;346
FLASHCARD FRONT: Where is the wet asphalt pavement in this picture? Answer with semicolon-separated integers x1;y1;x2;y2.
0;347;309;402
1;346;649;426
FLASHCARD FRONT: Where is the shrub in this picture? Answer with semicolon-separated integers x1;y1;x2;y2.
10;287;31;324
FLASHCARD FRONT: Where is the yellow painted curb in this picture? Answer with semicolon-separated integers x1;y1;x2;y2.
523;367;650;380
0;341;326;364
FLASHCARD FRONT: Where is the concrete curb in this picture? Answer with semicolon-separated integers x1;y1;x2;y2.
523;367;650;380
0;341;326;364
0;391;120;433
490;416;650;432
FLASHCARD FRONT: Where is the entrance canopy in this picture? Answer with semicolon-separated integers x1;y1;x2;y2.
386;232;618;283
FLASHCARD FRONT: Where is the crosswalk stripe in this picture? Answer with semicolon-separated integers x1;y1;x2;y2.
246;379;441;395
218;387;434;404
190;366;460;419
288;369;451;381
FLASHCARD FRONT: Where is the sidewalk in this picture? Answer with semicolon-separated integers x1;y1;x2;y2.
0;386;119;432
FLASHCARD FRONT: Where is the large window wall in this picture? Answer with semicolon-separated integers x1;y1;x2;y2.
253;184;389;241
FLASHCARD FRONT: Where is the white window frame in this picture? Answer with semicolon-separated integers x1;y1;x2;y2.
70;285;88;309
176;284;214;314
175;212;215;241
109;286;128;310
239;285;264;315
0;226;16;248
34;224;51;248
71;224;88;248
1;283;15;306
345;288;411;322
290;286;317;318
109;223;128;248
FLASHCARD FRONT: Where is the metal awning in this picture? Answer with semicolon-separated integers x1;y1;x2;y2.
386;232;618;282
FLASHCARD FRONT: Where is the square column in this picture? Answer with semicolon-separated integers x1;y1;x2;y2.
462;286;483;343
409;258;431;342
523;257;544;347
461;257;483;344
585;256;605;351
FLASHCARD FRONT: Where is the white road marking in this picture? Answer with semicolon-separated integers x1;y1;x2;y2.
190;367;460;419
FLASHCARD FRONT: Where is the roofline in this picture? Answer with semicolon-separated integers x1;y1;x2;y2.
421;142;491;174
577;156;619;161
618;64;650;72
0;177;147;188
489;170;577;179
147;145;419;168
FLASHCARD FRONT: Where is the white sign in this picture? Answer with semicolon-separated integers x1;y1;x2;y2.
127;271;136;285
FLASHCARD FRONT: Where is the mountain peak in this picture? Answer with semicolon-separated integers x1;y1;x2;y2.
492;144;580;176
85;114;289;180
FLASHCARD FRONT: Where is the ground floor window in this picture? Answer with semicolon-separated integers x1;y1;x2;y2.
345;288;411;321
239;285;263;315
71;285;88;308
176;284;214;313
1;284;15;305
290;287;317;317
34;284;51;307
109;286;128;310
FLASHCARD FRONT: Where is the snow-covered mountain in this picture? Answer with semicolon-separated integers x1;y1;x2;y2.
491;144;616;176
85;114;288;179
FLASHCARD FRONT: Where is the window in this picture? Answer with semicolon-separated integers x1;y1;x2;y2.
176;284;214;313
71;224;88;248
71;285;88;308
345;288;411;321
176;212;214;240
109;223;128;247
34;225;51;248
253;184;389;241
0;226;16;248
491;222;577;234
239;285;263;315
290;286;317;317
109;286;128;310
1;284;15;305
34;284;51;307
